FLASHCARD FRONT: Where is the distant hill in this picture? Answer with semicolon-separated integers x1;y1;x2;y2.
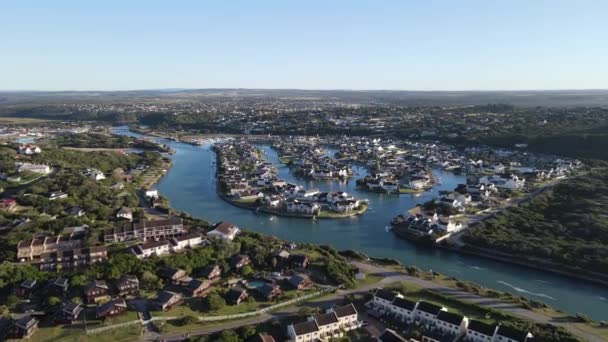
1;89;608;107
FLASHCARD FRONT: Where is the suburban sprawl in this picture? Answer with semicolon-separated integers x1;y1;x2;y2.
0;90;607;342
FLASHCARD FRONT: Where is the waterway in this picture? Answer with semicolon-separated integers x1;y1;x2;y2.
112;126;608;320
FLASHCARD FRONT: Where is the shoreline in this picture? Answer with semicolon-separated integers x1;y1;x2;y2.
440;244;608;288
391;225;608;288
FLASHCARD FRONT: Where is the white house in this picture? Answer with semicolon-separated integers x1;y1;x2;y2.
435;311;468;337
494;326;534;342
329;303;359;331
286;200;320;215
86;169;106;181
314;312;341;339
372;289;401;312
145;190;159;199
479;175;525;190
17;163;50;174
116;207;133;221
390;297;418;323
464;320;497;342
208;221;240;241
287;320;320;342
414;301;447;327
132;241;171;259
18;145;41;155
170;233;203;251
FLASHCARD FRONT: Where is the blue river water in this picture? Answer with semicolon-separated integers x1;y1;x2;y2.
112;126;608;320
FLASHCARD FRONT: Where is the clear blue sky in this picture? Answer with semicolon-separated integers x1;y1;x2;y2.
1;0;606;91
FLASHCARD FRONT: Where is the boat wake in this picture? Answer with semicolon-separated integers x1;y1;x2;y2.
497;281;556;300
469;265;485;270
599;296;607;301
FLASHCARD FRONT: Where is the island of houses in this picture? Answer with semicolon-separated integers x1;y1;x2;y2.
214;140;368;219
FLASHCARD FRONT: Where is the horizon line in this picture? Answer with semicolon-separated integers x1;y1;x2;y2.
1;87;608;93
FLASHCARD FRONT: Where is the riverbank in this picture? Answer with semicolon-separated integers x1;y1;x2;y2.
441;243;608;288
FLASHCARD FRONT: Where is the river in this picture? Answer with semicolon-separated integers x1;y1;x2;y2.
112;126;608;320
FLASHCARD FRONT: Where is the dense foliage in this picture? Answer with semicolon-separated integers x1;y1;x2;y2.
464;168;608;275
51;133;161;150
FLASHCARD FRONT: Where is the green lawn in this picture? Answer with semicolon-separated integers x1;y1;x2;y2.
84;309;139;328
31;324;142;342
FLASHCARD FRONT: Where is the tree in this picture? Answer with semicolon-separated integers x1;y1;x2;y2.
141;270;163;291
216;330;240;342
238;325;257;340
5;295;18;309
206;293;226;311
47;296;62;307
241;265;253;277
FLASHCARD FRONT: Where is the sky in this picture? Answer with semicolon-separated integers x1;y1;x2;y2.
1;0;607;91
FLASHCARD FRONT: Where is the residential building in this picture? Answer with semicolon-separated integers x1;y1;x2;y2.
104;216;186;243
96;297;127;319
115;274;139;297
155;291;183;311
84;280;110;304
7;316;39;339
208;221;240;240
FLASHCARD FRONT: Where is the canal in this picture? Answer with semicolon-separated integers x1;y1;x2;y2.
112;126;607;320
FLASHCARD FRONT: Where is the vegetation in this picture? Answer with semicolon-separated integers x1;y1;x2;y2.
464;168;608;275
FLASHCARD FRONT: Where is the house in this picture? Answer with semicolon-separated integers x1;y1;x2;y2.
0;198;17;211
55;302;83;325
17;233;82;262
17;162;50;174
315;312;341;339
287;320;320;342
154;290;183;311
47;278;69;296
435;311;468;337
132;240;171;259
104;216;186;243
96;297;128;319
15;279;37;298
372;289;400;312
84;280;110;304
464;320;498;342
414;301;447;326
145;189;159;198
18;144;42;155
115;274;139;297
208;221;240;240
37;246;108;271
226;287;248;305
115;207;133;221
197;265;220;282
159;267;188;284
65;206;86;217
378;329;408;342
7;316;39;339
289;254;309;269
184;279;212;297
256;333;277;342
256;283;282;301
288;274;313;290
86;168;106;181
331;303;359;331
48;191;68;200
170;233;204;252
230;254;251;269
494;326;534;342
391;297;418;323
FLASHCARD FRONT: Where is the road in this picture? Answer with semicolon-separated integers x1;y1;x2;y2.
145;261;604;342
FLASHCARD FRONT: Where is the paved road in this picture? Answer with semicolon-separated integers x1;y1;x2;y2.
146;261;604;342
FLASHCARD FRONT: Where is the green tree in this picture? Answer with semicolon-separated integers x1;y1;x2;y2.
205;293;226;311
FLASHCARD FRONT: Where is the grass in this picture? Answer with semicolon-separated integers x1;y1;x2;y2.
0;117;52;123
355;273;383;288
398;187;423;194
83;309;139;328
31;324;142;342
317;203;368;218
